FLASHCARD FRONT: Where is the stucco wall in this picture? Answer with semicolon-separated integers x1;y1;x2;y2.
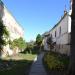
43;37;50;51
0;6;24;57
43;13;71;55
2;6;24;41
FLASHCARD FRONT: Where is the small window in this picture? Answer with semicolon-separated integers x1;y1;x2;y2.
59;26;61;35
55;31;56;37
51;34;52;38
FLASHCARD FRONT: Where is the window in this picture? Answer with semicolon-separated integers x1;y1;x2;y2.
59;26;61;35
55;31;56;37
51;34;52;38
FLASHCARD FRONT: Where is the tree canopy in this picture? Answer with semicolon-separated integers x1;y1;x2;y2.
0;20;9;50
47;36;54;50
10;37;26;51
36;34;43;46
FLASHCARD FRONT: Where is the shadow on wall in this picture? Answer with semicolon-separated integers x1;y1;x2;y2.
0;1;5;57
0;0;4;19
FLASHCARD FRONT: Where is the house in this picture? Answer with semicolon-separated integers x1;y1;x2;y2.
43;1;72;55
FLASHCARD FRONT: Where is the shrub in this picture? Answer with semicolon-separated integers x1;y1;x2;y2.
9;37;26;51
43;52;69;71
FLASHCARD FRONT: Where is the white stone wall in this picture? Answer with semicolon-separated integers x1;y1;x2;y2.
56;15;69;44
49;14;70;45
50;28;56;42
68;10;71;33
43;13;71;55
49;14;69;43
2;6;24;41
51;14;71;55
1;6;24;57
43;37;50;51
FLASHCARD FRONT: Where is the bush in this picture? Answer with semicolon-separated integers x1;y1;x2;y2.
43;52;69;71
9;37;26;51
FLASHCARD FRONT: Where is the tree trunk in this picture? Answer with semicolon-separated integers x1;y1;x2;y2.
66;0;75;75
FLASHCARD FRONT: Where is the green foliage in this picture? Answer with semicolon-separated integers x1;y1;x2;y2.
17;37;26;50
22;41;39;54
47;36;53;45
44;52;69;71
26;43;33;50
3;26;9;39
10;37;26;50
0;20;9;49
0;21;5;49
25;42;34;53
36;34;43;46
47;36;54;50
8;40;12;45
0;53;36;75
10;39;18;49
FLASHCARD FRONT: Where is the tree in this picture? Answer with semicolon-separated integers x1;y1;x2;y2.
47;35;54;51
10;37;26;51
17;37;26;50
26;42;33;53
0;20;5;49
66;0;75;75
0;20;9;50
36;34;43;46
36;34;43;51
0;20;9;57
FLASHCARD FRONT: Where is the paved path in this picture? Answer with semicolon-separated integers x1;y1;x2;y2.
29;52;47;75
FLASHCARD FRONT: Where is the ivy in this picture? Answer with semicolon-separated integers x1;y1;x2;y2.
0;20;9;50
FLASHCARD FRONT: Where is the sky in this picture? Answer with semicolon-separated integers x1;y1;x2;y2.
2;0;70;42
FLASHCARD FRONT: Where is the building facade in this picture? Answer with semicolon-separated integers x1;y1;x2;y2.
0;1;24;57
43;8;72;55
2;6;24;41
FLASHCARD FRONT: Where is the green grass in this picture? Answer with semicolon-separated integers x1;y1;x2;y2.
0;53;36;75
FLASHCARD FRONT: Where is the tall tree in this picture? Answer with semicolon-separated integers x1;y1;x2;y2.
47;35;54;51
10;37;26;51
66;0;75;75
36;34;43;46
0;20;9;57
36;34;43;51
0;20;5;50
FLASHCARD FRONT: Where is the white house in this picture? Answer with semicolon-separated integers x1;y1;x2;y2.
43;1;72;55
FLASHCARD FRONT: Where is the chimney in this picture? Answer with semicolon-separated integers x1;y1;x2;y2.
64;5;67;15
64;10;67;15
70;0;73;10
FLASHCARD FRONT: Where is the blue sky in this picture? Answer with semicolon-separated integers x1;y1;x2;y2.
2;0;70;42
